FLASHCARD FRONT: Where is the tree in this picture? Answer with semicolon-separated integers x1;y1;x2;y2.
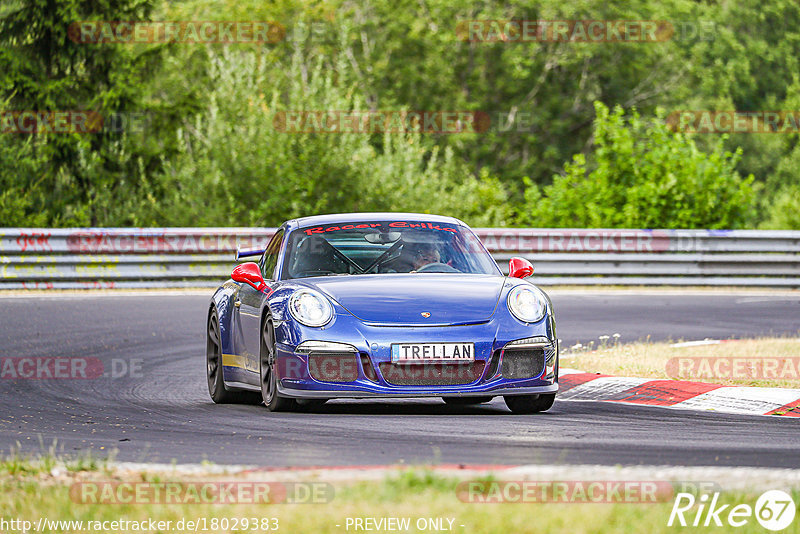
144;44;510;227
517;102;756;229
0;0;161;225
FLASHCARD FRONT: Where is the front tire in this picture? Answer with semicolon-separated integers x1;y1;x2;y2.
260;318;296;412
504;393;556;414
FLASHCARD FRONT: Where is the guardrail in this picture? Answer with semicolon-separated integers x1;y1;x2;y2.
1;228;798;289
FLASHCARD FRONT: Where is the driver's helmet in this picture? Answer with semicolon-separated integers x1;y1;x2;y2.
405;241;439;265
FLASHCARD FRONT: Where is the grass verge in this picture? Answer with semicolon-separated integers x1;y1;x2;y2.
2;462;800;534
561;337;800;388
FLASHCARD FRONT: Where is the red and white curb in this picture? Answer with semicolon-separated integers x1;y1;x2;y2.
559;368;800;417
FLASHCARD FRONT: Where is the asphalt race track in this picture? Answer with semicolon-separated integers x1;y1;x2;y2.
1;291;798;467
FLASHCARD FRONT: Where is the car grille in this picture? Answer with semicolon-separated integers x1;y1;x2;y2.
378;361;486;386
308;352;360;383
501;348;545;379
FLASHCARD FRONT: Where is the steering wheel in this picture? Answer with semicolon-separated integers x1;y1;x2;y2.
415;262;460;273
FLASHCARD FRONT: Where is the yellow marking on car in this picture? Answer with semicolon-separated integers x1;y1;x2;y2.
221;353;247;369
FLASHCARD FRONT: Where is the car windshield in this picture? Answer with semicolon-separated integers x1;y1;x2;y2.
282;220;500;279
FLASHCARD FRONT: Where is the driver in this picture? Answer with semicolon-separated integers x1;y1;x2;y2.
408;242;441;272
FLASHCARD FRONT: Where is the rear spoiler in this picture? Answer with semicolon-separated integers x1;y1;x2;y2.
235;245;266;262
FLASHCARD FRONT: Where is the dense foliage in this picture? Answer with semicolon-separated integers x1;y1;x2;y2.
1;0;798;228
518;103;756;228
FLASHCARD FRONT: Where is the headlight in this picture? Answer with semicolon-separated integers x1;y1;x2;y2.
288;289;333;327
507;285;547;323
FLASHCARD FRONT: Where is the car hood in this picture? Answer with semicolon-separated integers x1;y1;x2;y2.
305;274;505;326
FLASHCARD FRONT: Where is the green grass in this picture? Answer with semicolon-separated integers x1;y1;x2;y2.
2;465;800;533
1;445;109;477
562;337;800;389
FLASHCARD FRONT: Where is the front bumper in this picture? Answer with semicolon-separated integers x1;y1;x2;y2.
277;382;558;399
273;315;559;399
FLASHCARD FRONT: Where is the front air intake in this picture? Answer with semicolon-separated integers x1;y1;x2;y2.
308;352;360;383
501;348;545;379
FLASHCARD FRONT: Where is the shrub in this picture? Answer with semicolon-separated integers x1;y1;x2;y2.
146;44;509;227
517;102;757;229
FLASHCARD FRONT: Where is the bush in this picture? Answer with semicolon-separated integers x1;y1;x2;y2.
760;185;800;229
144;42;510;227
517;102;757;229
0;135;49;226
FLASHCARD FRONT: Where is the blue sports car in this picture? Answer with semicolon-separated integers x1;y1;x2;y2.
207;213;558;414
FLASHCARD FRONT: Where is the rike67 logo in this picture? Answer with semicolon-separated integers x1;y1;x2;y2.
668;490;796;531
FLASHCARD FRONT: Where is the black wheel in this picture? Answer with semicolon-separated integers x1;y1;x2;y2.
207;309;259;404
260;318;297;412
442;396;493;405
504;393;556;414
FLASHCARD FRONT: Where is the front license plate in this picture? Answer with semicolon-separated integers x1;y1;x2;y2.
391;343;475;364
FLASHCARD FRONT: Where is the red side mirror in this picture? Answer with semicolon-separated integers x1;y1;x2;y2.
509;257;534;279
232;262;267;291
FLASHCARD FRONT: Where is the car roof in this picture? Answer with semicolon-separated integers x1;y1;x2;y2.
285;212;465;230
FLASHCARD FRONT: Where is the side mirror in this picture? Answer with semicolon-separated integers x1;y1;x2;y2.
231;262;267;291
508;257;534;279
